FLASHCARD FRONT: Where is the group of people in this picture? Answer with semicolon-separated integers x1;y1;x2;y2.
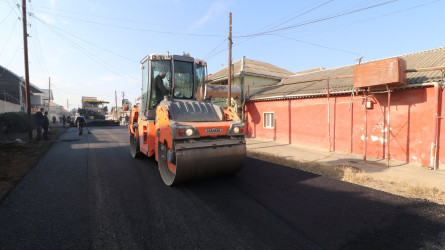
34;107;50;141
34;108;89;141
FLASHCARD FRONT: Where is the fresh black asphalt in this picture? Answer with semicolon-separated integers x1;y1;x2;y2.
0;126;444;249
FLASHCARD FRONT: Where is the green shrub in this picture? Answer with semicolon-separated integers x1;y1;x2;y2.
0;112;29;133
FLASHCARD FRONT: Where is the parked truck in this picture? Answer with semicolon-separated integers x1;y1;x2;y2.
128;54;246;185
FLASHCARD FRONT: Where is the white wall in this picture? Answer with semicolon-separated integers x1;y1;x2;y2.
0;100;20;114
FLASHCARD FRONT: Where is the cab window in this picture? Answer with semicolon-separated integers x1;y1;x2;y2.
173;61;193;99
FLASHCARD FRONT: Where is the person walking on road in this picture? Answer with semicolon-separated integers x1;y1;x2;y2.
125;114;129;126
52;116;56;124
43;111;50;141
75;115;88;135
34;107;44;141
62;115;66;127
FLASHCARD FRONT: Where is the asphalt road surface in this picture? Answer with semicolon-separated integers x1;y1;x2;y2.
0;126;444;249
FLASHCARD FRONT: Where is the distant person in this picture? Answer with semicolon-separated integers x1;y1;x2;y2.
59;116;62;123
125;115;129;126
75;115;87;135
62;115;66;127
34;107;44;141
43;111;50;141
52;116;56;124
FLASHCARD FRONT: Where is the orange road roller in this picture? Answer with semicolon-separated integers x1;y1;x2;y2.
129;54;246;185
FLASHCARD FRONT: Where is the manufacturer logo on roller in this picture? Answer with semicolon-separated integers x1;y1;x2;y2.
205;128;222;134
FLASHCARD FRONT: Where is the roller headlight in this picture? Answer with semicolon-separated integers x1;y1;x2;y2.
174;125;200;139
186;128;193;136
233;127;240;134
227;123;245;136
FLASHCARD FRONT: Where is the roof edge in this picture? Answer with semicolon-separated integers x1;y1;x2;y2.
247;82;440;102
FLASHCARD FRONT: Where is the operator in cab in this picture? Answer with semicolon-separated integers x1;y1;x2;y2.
154;72;169;105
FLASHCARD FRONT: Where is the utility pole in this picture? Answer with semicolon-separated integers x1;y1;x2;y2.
121;91;125;112
22;0;32;140
115;90;118;120
227;12;232;108
48;77;51;119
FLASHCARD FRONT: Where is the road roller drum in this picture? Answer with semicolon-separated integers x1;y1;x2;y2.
159;139;246;185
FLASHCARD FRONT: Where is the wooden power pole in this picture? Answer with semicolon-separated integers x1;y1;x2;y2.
227;12;232;108
48;77;51;119
115;90;118;120
22;0;32;140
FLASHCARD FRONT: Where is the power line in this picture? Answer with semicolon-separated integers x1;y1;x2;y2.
342;0;442;28
31;4;226;34
0;18;19;57
211;0;336;60
28;19;47;73
28;2;48;73
33;14;136;63
275;34;362;56
234;0;398;38
204;1;340;60
0;6;13;24
0;44;20;79
275;0;442;44
52;85;90;96
203;38;227;60
33;9;225;38
35;16;139;82
265;0;334;32
35;17;139;85
6;0;21;17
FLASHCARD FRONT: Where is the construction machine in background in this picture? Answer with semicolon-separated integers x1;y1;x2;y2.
128;54;246;185
78;96;119;126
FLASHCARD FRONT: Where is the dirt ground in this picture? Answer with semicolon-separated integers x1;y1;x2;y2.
0;124;67;200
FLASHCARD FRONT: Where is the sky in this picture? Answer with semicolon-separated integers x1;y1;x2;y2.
1;0;445;110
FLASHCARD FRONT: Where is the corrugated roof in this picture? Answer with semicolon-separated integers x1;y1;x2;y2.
208;58;293;81
249;47;445;101
0;64;43;94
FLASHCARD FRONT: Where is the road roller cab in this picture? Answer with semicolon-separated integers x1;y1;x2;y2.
129;54;246;185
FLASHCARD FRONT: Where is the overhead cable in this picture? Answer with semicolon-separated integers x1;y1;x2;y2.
275;34;362;56
31;5;226;33
33;10;224;38
33;14;136;63
35;16;139;82
203;38;227;60
0;7;13;24
234;0;398;38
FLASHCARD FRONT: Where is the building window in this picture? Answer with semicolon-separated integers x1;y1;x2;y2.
263;112;275;129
